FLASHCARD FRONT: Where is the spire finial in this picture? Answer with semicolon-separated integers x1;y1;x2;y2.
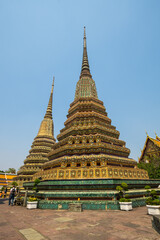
80;27;92;78
51;76;55;94
84;26;86;48
44;78;55;119
145;130;148;136
155;132;160;141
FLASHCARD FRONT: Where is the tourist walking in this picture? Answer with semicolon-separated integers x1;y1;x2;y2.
9;186;16;206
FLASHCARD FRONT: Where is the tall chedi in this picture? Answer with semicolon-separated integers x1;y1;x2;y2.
34;28;148;181
16;79;56;186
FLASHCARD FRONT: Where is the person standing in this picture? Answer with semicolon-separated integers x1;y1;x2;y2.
9;186;16;206
4;188;7;198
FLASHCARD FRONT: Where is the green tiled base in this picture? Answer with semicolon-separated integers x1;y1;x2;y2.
38;198;147;210
38;200;111;210
23;178;160;210
23;189;160;200
24;179;160;191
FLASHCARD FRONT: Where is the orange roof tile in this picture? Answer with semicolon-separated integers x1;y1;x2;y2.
149;137;160;148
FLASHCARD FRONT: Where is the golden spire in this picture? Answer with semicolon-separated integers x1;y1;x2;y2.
80;27;92;78
145;130;148;136
155;132;160;141
75;28;98;100
44;77;54;119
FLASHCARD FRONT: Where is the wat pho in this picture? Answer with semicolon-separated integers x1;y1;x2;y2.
20;28;160;210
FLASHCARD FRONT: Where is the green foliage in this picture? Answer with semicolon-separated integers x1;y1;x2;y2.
146;197;160;205
138;155;160;179
34;179;40;185
144;185;151;196
146;189;160;205
28;197;37;202
0;170;5;173
152;199;160;205
5;168;16;174
116;182;129;201
144;185;151;190
121;182;128;190
16;196;23;201
32;178;40;193
12;181;18;187
119;198;131;202
150;190;158;199
116;186;123;192
146;197;153;205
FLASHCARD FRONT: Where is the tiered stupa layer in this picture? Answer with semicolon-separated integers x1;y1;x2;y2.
16;80;56;185
34;28;148;181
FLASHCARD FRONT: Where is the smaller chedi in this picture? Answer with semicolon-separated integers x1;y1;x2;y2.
139;133;160;163
15;79;56;186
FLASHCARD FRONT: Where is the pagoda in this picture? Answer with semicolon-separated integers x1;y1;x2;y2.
34;28;148;181
16;79;56;186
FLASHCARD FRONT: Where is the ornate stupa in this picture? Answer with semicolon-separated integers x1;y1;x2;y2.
16;79;56;186
34;28;148;181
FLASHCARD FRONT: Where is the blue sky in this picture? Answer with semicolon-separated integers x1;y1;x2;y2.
0;0;160;171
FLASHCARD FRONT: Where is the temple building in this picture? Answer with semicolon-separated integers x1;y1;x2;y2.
33;28;148;181
0;173;17;189
139;134;160;163
15;80;56;186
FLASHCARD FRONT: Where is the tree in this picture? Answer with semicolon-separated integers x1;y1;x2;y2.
116;182;129;200
32;179;40;193
0;170;5;173
5;168;16;174
12;181;18;187
138;155;160;179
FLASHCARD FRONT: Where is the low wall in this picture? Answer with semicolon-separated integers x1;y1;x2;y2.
38;198;147;210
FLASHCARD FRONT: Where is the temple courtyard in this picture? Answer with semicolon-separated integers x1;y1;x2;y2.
0;199;159;240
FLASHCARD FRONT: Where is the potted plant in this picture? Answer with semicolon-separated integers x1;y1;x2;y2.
116;182;132;211
26;178;40;209
15;196;24;206
119;197;132;211
27;196;38;209
144;185;151;196
146;190;160;215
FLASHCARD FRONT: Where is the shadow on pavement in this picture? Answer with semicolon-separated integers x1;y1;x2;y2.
0;198;8;204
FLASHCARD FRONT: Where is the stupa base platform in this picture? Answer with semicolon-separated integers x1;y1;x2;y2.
22;178;160;210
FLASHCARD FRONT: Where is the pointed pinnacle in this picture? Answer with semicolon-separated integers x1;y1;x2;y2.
145;130;148;136
51;76;55;94
84;26;86;47
44;78;55;119
155;132;160;141
80;27;92;78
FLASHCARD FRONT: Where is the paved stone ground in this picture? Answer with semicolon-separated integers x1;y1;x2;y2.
0;199;160;240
